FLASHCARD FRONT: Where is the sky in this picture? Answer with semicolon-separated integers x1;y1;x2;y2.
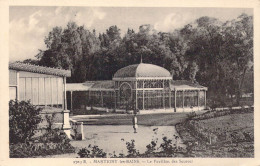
9;7;253;62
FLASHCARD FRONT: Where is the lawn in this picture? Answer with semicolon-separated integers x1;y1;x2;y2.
176;108;254;157
195;113;253;134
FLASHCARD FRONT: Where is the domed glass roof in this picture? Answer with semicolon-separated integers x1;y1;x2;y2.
113;63;171;79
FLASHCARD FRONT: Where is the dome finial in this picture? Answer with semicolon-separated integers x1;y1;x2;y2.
140;54;143;63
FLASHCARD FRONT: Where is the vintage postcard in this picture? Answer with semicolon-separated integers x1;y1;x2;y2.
0;0;259;165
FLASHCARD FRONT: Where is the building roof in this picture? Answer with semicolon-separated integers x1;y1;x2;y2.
9;62;71;77
113;63;171;79
67;81;114;92
66;83;93;91
170;80;207;90
67;80;207;92
88;80;114;90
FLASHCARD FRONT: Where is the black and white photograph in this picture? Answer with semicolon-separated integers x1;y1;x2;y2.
1;1;259;165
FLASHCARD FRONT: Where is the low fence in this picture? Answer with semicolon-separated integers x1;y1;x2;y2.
212;105;253;111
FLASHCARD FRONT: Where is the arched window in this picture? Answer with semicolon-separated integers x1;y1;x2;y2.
119;83;132;99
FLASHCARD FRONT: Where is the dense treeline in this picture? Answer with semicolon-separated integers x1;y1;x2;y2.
22;14;253;106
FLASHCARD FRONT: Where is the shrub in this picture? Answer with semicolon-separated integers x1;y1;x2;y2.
76;134;190;158
10;130;75;158
9;100;42;144
78;145;107;158
125;140;140;157
9;100;76;157
36;129;71;144
145;140;157;155
187;111;196;120
78;148;91;158
158;136;179;157
45;113;56;131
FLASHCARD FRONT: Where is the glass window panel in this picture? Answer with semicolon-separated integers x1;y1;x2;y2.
171;91;175;108
176;91;183;107
199;91;205;106
165;97;169;108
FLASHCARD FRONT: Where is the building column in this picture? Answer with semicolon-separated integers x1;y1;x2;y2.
142;80;145;110
114;82;117;110
163;80;165;109
114;90;117;110
44;78;46;108
169;90;171;109
16;71;19;100
38;77;40;106
197;90;200;111
63;77;67;110
70;91;73;112
62;77;70;138
204;90;207;108
174;90;177;112
182;90;184;111
136;81;138;110
56;78;59;106
101;91;103;107
62;109;71;138
50;78;53;107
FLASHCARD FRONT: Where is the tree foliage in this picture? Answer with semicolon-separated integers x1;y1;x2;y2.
25;14;253;105
9;100;42;144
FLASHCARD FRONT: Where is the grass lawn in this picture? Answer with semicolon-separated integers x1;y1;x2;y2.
176;109;254;157
74;112;204;126
196;113;253;134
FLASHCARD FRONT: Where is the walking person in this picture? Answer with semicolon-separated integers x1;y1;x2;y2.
132;110;138;133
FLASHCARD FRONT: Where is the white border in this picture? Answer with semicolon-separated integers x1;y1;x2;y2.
0;1;259;166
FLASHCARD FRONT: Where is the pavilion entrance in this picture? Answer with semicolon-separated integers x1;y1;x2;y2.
118;83;133;110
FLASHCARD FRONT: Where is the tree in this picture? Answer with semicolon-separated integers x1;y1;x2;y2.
106;25;121;42
18;58;39;65
39;22;103;82
33;15;253;107
167;33;189;79
221;14;253;105
187;62;199;82
41;26;73;70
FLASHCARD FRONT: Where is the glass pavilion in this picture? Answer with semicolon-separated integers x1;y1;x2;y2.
67;63;207;113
